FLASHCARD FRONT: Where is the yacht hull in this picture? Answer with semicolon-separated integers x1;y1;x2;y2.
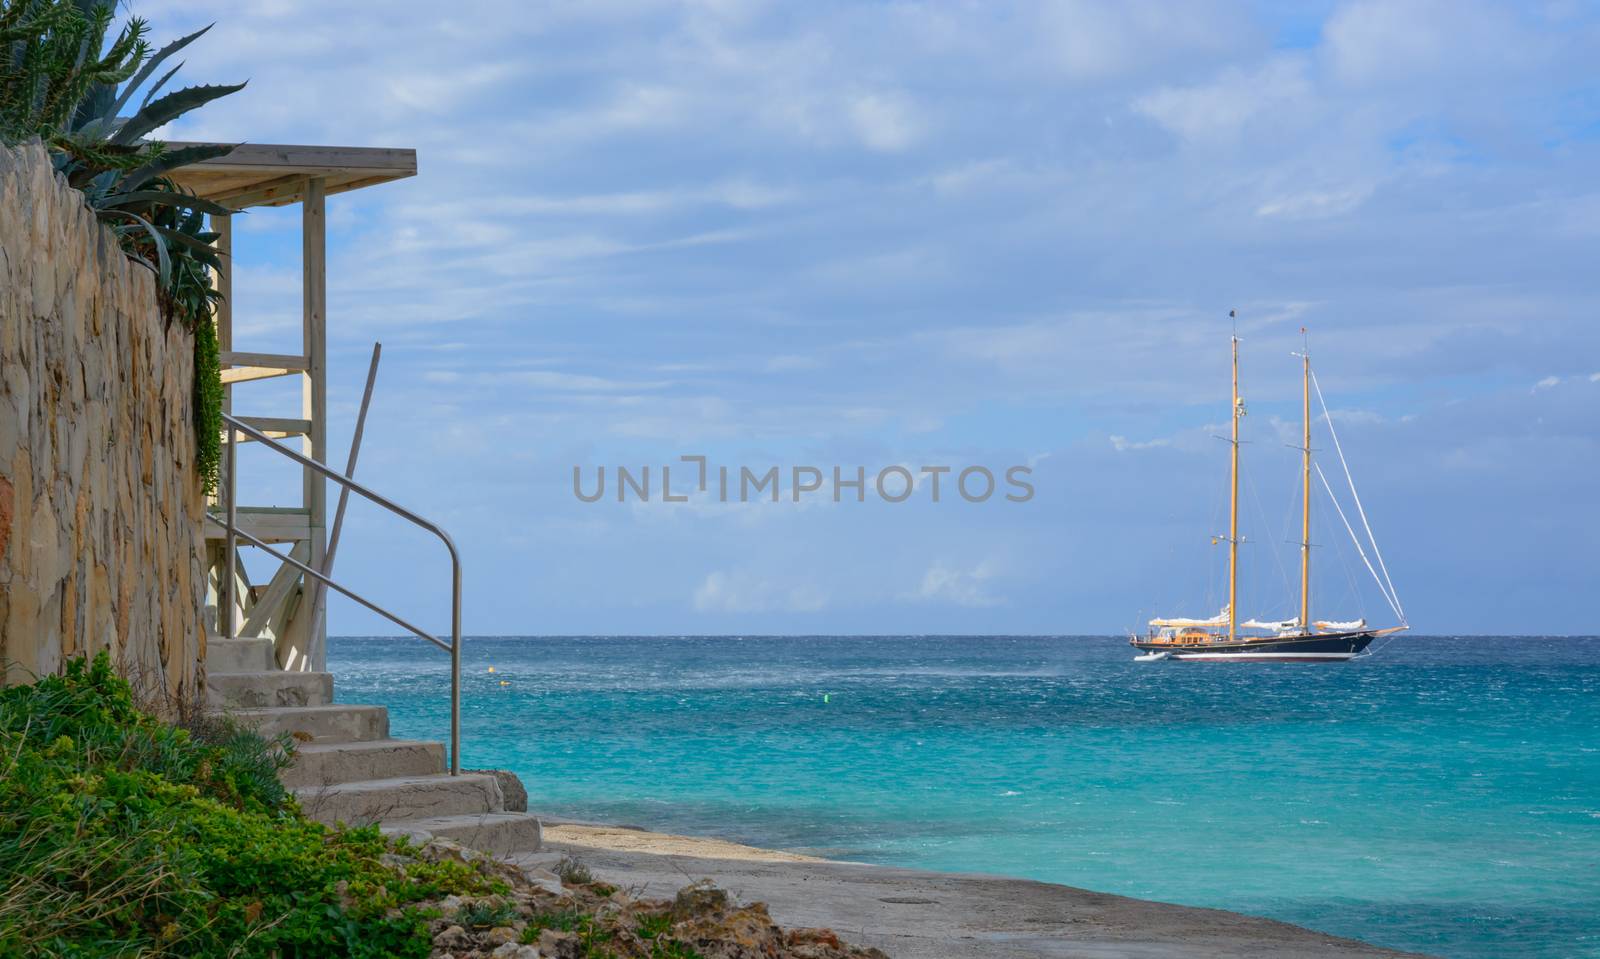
1130;630;1377;662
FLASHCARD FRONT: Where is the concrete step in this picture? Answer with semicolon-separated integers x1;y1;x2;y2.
384;812;544;857
294;773;503;827
282;738;445;789
208;636;275;672
230;704;388;744
208;670;333;709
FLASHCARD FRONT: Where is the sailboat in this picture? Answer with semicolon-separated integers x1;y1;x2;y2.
1131;323;1408;662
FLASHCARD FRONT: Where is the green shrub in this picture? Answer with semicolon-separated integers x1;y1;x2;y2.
0;649;292;814
0;653;501;957
455;897;518;930
522;906;615;950
555;854;597;885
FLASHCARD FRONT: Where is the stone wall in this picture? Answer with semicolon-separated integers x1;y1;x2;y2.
0;141;206;700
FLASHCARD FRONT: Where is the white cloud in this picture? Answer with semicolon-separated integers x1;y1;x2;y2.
693;570;828;613
1322;0;1541;89
1255;185;1373;220
921;158;1024;195
764;354;821;372
511;371;672;392
528;84;691;146
1323;408;1389;426
388;61;529;114
1036;0;1251;81
848;92;923;152
398;181;794;220
906;560;1004;608
1135;57;1312;146
1110;435;1170;452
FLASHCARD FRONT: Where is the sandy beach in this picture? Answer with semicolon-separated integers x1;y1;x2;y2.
533;821;1432;959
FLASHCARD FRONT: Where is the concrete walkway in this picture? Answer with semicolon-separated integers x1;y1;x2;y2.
540;825;1433;959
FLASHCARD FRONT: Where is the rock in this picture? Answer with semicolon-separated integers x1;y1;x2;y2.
671;879;730;920
384;823;885;959
537;928;579;958
466;768;528;812
519;867;563;897
418;838;484;866
675;903;784;959
786;928;842;949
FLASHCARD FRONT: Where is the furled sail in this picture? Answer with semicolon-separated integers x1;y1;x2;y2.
1150;606;1229;628
1240;617;1300;631
1315;618;1366;631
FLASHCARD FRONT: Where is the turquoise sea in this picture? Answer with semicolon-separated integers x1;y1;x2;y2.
328;635;1599;959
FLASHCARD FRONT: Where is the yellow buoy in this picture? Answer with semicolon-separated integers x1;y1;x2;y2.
487;666;495;673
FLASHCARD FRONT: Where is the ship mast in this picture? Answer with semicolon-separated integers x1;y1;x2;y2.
1300;329;1311;633
1228;332;1240;643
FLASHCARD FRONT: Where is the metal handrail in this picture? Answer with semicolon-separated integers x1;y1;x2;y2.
218;412;463;775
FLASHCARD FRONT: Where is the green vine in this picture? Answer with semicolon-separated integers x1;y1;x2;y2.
191;303;222;493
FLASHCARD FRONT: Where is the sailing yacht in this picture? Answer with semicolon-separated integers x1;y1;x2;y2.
1131;325;1407;662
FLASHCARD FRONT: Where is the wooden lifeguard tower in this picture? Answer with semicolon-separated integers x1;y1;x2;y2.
166;146;526;846
171;143;417;672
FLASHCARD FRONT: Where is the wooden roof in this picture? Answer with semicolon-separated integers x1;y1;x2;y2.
165;142;416;209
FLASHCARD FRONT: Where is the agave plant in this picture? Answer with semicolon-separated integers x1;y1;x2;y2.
0;0;146;143
51;15;245;313
2;0;246;490
4;1;244;314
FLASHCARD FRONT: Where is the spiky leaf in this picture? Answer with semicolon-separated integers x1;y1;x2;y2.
116;141;237;193
102;209;171;285
110;80;246;145
99;189;234;217
107;21;212;119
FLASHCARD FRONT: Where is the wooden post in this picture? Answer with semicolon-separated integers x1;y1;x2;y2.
224;424;237;638
302;178;328;669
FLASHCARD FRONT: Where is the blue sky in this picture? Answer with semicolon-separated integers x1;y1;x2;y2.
148;0;1598;635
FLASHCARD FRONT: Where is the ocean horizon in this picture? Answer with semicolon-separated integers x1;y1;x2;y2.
328;634;1599;959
